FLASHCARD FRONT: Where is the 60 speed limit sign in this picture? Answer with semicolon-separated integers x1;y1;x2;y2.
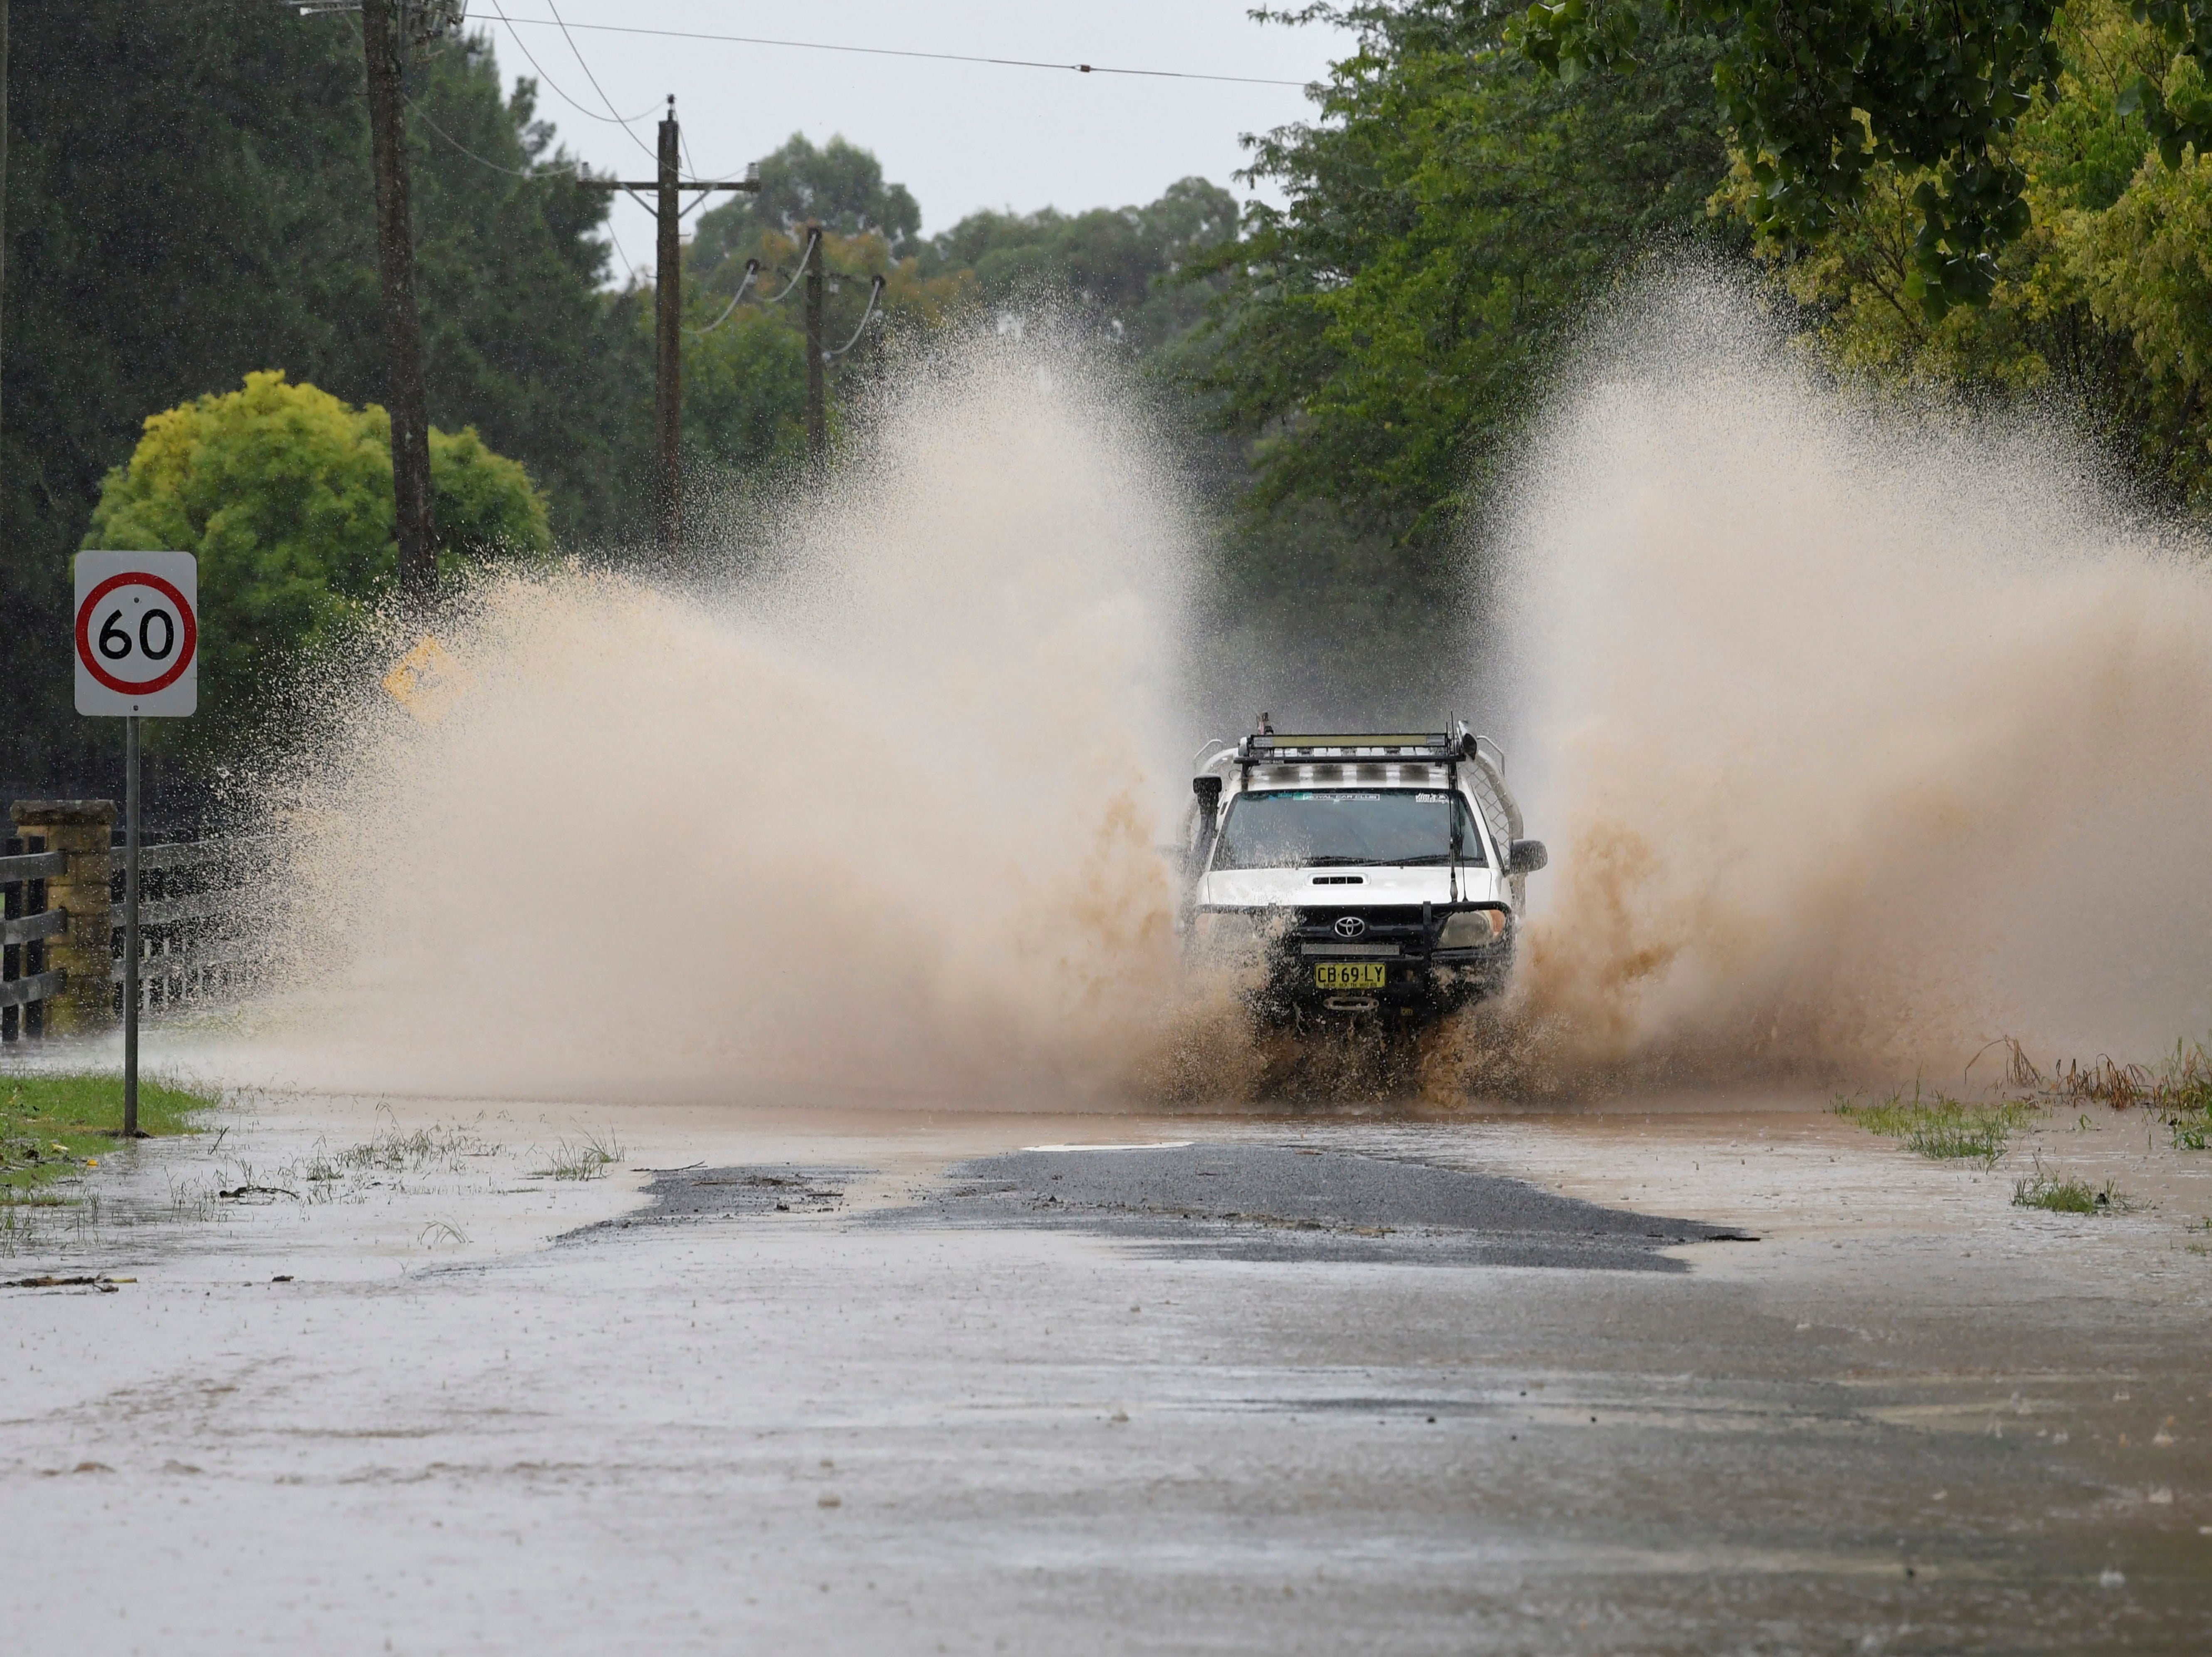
74;550;199;717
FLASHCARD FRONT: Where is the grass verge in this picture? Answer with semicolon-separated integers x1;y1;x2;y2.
2;1073;216;1197
1832;1088;2040;1167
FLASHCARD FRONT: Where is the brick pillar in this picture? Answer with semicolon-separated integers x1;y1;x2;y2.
10;801;116;1036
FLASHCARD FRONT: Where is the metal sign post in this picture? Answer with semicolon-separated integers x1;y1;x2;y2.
125;715;138;1132
73;550;198;1137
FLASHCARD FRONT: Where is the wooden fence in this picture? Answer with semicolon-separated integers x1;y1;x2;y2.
127;833;281;1015
0;801;277;1045
0;835;69;1040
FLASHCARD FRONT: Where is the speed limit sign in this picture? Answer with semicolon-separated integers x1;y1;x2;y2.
74;551;198;717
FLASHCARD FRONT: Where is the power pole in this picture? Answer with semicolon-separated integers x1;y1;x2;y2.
655;101;681;551
582;108;756;557
360;0;437;601
1;0;10;457
804;222;826;472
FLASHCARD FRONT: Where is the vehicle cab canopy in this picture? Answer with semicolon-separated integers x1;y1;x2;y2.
1188;722;1537;908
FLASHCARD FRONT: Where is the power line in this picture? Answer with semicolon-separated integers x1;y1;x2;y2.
405;99;649;285
605;218;641;288
542;0;658;162
762;230;817;305
479;0;659;129
687;258;759;338
825;275;888;360
409;98;540;178
481;15;1312;87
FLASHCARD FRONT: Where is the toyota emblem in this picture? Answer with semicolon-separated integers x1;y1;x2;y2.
1333;916;1367;939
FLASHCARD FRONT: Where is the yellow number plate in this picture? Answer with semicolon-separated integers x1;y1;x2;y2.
1315;962;1387;990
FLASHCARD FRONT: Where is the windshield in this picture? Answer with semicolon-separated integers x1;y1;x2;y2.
1211;790;1488;871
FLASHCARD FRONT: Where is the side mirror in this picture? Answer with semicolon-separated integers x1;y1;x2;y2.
1508;838;1548;876
1190;775;1224;874
1191;774;1223;827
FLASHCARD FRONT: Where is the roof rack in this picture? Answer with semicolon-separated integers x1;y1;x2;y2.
1211;720;1508;779
1238;732;1455;761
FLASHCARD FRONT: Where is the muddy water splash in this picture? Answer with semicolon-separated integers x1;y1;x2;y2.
257;335;1219;1105
1434;280;2212;1094
243;283;2212;1108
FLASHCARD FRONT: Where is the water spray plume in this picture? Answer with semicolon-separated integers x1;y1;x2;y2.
1442;276;2212;1094
257;331;1203;1105
221;283;2212;1108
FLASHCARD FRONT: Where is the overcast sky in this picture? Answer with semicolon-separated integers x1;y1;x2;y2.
469;2;1356;283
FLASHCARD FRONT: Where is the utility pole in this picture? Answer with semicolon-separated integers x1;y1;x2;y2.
582;106;756;556
804;222;826;472
655;101;681;549
2;0;10;456
360;0;437;601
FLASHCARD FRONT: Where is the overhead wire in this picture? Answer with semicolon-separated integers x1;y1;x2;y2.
679;168;744;222
761;229;819;304
484;16;1311;87
408;97;542;179
824;275;888;360
467;12;1298;305
605;220;643;287
687;259;760;337
403;95;648;284
334;5;660;285
542;0;660;163
489;2;739;275
688;251;887;358
479;1;660;133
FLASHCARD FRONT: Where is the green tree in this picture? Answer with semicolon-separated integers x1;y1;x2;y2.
683;135;980;484
922;178;1242;351
1515;0;2212;314
679;299;811;480
2;6;643;787
682;139;1241;485
1185;2;1739;550
691;133;923;274
84;373;550;747
1744;0;2212;513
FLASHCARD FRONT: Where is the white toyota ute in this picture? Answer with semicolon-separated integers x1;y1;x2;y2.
1181;721;1547;1025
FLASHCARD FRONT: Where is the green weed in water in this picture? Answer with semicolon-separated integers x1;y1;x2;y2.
2012;1161;2133;1215
534;1130;621;1181
1833;1088;2039;1167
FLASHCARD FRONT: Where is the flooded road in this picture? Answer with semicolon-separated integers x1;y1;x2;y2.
5;1092;2209;1653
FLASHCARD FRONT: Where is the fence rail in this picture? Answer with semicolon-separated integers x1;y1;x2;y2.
3;827;60;1040
0;848;68;882
113;931;269;983
2;908;69;948
0;969;67;1011
137;834;278;874
134;888;252;928
3;801;283;1042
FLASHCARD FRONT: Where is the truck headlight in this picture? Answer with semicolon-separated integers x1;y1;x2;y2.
1438;909;1505;948
1191;909;1265;956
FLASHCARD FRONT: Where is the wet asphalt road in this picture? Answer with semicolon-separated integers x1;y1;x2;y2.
8;1113;2211;1655
628;1141;1759;1268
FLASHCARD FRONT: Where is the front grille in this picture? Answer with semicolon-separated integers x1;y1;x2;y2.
1288;905;1432;956
1294;906;1427;929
